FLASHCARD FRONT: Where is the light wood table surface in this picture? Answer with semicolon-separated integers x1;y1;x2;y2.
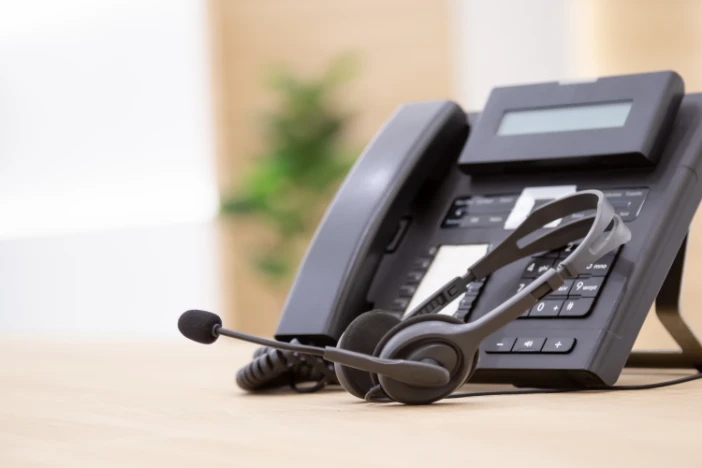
1;337;701;468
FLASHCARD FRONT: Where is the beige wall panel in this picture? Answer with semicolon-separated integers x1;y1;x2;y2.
580;0;702;350
208;1;452;333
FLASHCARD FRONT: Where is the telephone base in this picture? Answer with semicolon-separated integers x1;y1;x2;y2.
626;236;702;372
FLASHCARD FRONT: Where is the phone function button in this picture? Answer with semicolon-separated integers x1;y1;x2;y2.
467;196;517;214
560;298;595;317
542;338;576;353
513;337;546;353
398;284;417;297
530;299;564;317
459;295;477;309
465;282;484;296
570;277;604;297
444;194;519;228
485;337;517;353
458;214;507;228
390;297;410;311
602;187;649;221
569;209;596;221
616;209;638;222
412;257;433;270
406;270;425;284
523;258;555;278
454;307;472;321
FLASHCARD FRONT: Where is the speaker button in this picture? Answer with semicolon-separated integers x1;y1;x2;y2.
513;337;545;352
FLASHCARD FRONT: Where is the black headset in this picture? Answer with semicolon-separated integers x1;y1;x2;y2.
178;190;632;405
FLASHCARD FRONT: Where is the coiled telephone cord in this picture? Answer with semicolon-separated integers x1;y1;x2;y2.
236;340;338;393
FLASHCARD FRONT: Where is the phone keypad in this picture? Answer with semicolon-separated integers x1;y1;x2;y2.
517;242;621;319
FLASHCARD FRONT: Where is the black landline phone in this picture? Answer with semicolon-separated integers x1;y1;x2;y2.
179;71;702;404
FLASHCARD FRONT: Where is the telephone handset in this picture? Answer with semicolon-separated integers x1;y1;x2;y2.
256;70;702;391
275;101;469;343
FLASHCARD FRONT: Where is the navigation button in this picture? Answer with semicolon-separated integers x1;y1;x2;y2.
543;338;576;353
560;298;595;317
485;337;517;353
570;277;604;297
513;337;545;352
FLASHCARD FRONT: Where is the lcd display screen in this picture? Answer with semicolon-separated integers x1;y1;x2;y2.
497;101;632;136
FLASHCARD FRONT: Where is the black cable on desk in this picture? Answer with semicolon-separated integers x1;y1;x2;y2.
445;372;702;400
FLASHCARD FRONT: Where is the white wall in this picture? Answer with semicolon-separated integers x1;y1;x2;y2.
0;0;218;239
451;0;582;111
0;0;221;338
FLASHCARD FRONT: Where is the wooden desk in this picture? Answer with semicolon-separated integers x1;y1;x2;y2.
1;338;700;467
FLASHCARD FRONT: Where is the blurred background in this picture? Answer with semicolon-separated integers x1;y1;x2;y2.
0;0;700;347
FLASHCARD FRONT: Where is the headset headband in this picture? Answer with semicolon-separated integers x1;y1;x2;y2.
405;190;631;320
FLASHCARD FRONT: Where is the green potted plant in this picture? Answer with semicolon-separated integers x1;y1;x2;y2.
220;55;359;334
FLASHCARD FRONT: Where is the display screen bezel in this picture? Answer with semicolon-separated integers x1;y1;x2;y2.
458;71;683;172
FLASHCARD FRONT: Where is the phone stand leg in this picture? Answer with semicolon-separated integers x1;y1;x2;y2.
626;236;702;372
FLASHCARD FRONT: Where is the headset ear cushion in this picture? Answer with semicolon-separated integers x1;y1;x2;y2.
371;313;466;387
334;310;401;399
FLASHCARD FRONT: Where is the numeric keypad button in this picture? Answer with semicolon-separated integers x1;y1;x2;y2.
523;258;554;278
530;299;564;317
570;278;604;297
582;256;615;277
560;298;595;317
548;279;574;297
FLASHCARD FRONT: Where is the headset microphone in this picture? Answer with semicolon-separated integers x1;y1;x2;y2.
178;310;451;388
